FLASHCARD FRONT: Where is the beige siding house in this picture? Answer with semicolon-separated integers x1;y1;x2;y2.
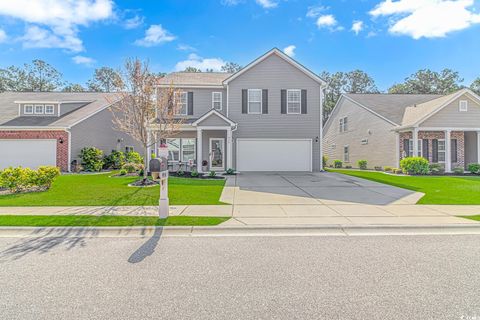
323;89;480;172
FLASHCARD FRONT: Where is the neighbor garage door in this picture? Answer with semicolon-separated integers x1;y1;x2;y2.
0;139;57;169
236;139;312;172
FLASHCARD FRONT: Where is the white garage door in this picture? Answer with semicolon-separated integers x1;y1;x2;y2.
0;139;57;169
236;139;312;172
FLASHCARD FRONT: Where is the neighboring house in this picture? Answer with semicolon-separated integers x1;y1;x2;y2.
0;92;142;171
323;89;480;172
152;48;326;172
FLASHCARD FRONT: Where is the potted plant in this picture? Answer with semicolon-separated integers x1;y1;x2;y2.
202;160;208;172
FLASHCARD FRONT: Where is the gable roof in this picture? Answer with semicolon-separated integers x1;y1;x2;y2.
0;91;121;129
191;109;236;127
344;93;442;125
156;72;232;88
223;48;326;85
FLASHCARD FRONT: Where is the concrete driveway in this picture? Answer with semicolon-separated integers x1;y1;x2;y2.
221;171;422;206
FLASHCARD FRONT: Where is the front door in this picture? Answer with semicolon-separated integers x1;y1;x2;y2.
209;138;225;171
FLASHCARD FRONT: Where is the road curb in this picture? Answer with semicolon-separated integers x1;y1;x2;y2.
1;224;480;238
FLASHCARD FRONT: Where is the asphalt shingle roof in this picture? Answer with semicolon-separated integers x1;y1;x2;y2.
157;72;232;87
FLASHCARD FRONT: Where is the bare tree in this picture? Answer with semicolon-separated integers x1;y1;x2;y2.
111;58;185;182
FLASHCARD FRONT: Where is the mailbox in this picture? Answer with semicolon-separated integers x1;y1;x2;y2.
149;157;169;218
150;157;168;180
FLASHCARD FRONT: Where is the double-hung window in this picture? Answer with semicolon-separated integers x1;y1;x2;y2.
212;92;222;110
24;104;33;114
248;89;262;114
174;92;188;115
45;105;54;115
339;117;348;132
167;138;196;163
343;145;350;162
459;100;468;112
34;104;44;114
287;89;301;114
408;139;422;157
437;139;446;162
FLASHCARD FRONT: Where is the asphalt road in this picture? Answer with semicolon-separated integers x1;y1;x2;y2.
1;233;480;320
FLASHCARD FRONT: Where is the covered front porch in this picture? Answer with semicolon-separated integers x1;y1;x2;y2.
397;128;480;172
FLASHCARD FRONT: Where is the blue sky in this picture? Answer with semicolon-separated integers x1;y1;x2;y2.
0;0;479;91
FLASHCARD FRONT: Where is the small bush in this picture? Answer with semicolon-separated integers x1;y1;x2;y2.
322;155;328;168
208;171;216;178
126;151;143;164
384;166;393;172
177;170;185;177
0;166;59;193
119;169;127;176
34;166;60;188
190;169;199;177
357;160;367;170
374;166;383;171
345;165;352;169
467;163;480;174
225;168;235;175
122;162;143;174
393;168;403;174
400;157;429;175
333;160;343;168
429;163;444;175
79;147;104;172
453;167;464;175
103;150;126;170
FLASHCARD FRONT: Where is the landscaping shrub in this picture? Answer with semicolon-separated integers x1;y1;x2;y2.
103;150;126;169
384;166;393;172
0;166;59;193
357;160;368;170
119;169;127;176
322;155;328;168
333;160;343;168
400;157;429;175
453;167;464;175
177;170;185;177
393;168;403;174
374;166;383;171
208;171;216;178
126;151;143;164
429;163;444;175
225;168;235;175
467;163;480;174
79;147;104;172
190;169;199;177
122;162;143;174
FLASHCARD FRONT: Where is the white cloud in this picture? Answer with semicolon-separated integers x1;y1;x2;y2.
135;24;176;47
256;0;278;9
306;5;327;18
283;45;296;57
72;55;96;66
221;0;244;5
177;44;197;52
316;14;338;28
0;29;7;43
175;53;226;72
124;15;144;29
0;0;114;52
370;0;480;39
351;20;364;35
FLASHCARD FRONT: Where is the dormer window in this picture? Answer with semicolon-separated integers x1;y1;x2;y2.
459;100;468;112
24;105;33;114
45;105;54;115
34;105;44;114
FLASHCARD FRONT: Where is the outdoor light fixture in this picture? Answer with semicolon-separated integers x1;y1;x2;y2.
58;137;64;144
315;136;319;143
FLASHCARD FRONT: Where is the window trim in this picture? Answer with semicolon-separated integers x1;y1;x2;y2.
125;146;134;153
437;139;446;163
286;89;301;114
211;92;223;110
45;104;55;115
459;100;468;112
408;139;423;157
343;145;350;163
339;116;348;132
24;104;33;114
166;138;197;163
247;89;262;114
174;91;188;116
34;104;44;114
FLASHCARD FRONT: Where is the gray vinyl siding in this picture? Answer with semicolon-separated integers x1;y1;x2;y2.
421;95;480;128
227;54;322;171
176;88;227;119
196;113;231;126
70;108;142;163
464;131;479;165
323;97;398;168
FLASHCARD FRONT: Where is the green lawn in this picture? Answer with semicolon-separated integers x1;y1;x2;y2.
461;215;480;222
330;169;480;204
0;215;229;226
0;173;226;206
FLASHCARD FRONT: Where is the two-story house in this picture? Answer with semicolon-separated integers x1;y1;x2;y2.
152;48;326;172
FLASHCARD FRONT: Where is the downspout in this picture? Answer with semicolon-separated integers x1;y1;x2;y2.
66;128;72;172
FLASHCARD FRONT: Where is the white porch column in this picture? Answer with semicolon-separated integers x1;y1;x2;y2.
226;128;233;170
197;128;203;173
477;131;480;163
146;129;152;165
412;128;419;157
445;130;452;172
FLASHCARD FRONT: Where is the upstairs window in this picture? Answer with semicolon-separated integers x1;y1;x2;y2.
212;92;222;110
174;92;188;115
45;105;55;115
459;100;468;112
339;117;348;132
24;105;33;114
248;89;262;114
287;89;301;114
34;105;44;114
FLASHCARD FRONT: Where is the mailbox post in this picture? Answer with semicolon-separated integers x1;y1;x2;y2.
149;157;169;218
